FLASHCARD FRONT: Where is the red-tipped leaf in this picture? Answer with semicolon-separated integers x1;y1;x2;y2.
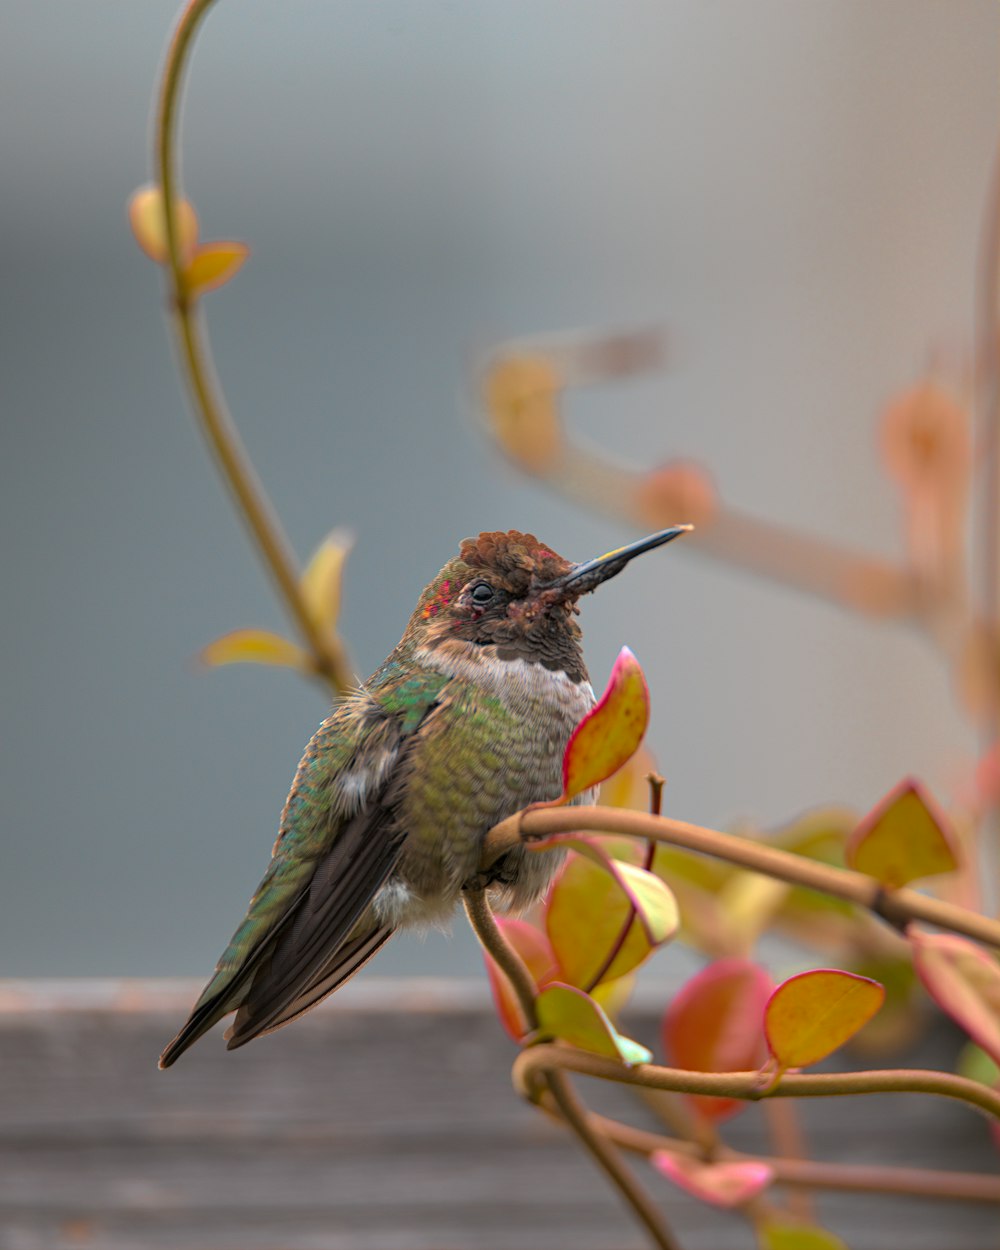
559;647;649;803
910;928;1000;1065
845;778;960;888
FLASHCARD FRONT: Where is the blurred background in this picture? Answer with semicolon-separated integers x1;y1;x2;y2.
2;0;998;981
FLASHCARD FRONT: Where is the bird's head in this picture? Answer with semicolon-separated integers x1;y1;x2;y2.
406;526;690;682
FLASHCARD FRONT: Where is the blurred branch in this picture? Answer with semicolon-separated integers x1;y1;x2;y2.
154;0;353;695
531;1096;1000;1205
480;336;920;623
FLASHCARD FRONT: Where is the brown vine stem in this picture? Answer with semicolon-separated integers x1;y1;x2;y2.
514;1045;1000;1122
545;1070;683;1250
462;885;538;1031
482;806;1000;950
154;0;352;695
531;1095;1000;1205
461;886;682;1250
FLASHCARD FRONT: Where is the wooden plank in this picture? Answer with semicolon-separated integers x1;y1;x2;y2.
1;979;997;1249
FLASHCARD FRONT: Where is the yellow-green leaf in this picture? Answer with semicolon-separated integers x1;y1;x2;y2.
560;647;649;803
758;1222;849;1250
128;185;198;264
764;969;884;1072
536;982;652;1066
200;628;310;672
845;778;959;888
592;970;636;1020
544;836;679;949
713;872;790;957
300;528;354;634
957;1041;1000;1089
910;928;1000;1065
183;241;250;296
545;844;655;988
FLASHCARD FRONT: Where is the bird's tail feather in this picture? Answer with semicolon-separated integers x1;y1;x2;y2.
225;921;395;1049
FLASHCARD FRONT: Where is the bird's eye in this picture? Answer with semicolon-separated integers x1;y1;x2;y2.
469;581;495;606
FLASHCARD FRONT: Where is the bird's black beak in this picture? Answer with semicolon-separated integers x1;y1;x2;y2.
543;525;692;599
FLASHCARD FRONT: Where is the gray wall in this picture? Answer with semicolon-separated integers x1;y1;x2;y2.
2;2;996;978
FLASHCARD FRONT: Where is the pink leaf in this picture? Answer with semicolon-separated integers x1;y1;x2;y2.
651;1152;773;1208
661;958;773;1122
910;928;1000;1065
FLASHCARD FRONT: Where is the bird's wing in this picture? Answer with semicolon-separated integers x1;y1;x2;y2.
158;665;448;1068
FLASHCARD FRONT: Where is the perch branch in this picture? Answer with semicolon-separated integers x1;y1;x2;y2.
482;805;1000;951
514;1044;1000;1122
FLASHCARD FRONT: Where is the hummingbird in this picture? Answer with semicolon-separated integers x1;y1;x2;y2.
159;525;688;1067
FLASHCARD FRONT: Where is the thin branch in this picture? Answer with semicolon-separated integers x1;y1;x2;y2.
153;0;353;694
462;885;538;1031
533;1096;1000;1205
482;344;920;622
762;1098;814;1223
462;888;681;1249
482;805;1000;951
514;1044;1000;1123
545;1069;683;1250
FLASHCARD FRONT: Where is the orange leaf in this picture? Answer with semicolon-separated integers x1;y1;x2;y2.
650;1153;773;1208
635;461;717;532
764;969;884;1072
483;918;558;1041
661;958;773;1122
910;929;1000;1065
845;778;959;888
199;629;310;672
127;185;198;264
183;241;250;295
560;647;649;803
482;354;563;475
880;382;970;493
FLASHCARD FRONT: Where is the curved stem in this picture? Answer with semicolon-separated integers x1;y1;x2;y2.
153;0;352;694
462;888;680;1249
546;1069;683;1250
533;1095;1000;1205
483;805;1000;951
462;885;538;1031
514;1044;1000;1122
